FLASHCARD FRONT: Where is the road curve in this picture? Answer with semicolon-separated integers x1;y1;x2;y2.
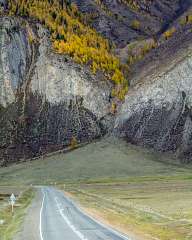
40;186;131;240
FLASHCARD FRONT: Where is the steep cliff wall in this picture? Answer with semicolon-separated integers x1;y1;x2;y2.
31;25;110;119
0;16;112;165
0;17;32;106
115;39;192;161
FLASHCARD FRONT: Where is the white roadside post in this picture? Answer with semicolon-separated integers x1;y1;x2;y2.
10;193;16;214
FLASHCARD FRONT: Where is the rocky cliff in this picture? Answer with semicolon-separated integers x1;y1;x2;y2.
1;0;192;165
115;26;192;161
0;15;112;165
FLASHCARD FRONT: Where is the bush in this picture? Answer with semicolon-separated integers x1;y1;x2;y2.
70;136;78;150
131;19;140;30
163;27;176;40
179;15;192;26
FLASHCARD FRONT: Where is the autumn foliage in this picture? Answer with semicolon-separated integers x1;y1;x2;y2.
8;0;128;99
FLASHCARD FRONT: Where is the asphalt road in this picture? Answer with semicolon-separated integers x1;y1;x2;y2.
40;187;131;240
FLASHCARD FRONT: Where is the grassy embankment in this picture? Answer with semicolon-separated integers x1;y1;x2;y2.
0;138;192;239
0;187;34;240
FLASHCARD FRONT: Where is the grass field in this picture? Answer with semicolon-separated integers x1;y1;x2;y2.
0;138;192;239
64;179;192;240
0;138;191;186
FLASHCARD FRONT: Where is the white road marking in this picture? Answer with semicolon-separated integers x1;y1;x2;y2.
58;191;131;240
40;189;45;240
40;188;130;240
76;206;131;240
55;197;89;240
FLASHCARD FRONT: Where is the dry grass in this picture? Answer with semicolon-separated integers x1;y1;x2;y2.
63;178;192;240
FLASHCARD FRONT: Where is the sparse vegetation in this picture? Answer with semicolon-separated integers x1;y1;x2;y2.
127;39;157;65
119;0;139;11
66;178;192;240
94;0;113;17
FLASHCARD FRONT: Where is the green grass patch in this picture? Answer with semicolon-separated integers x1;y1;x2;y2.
0;138;191;186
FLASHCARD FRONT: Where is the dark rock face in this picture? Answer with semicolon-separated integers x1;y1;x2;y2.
116;100;189;152
0;93;104;165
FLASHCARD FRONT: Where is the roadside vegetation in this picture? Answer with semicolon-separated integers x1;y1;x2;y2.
0;188;34;240
65;177;192;240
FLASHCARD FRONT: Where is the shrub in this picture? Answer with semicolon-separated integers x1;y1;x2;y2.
127;39;157;65
163;27;176;40
70;136;78;150
131;19;140;30
179;15;192;26
111;102;117;114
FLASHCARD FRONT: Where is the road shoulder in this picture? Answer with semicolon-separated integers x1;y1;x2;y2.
15;189;41;240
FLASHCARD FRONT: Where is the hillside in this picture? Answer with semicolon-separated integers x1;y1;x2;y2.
73;0;192;45
0;137;190;185
1;138;192;239
0;0;192;164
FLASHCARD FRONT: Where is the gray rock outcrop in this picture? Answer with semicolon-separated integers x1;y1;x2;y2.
0;16;112;164
115;44;192;160
0;17;32;106
31;25;110;119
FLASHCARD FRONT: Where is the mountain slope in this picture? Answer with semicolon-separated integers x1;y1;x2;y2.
115;43;192;160
0;15;112;165
1;0;192;164
72;0;192;46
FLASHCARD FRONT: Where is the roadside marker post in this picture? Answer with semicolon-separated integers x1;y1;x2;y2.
9;193;16;214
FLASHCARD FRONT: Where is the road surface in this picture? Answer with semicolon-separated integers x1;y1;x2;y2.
39;186;131;240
